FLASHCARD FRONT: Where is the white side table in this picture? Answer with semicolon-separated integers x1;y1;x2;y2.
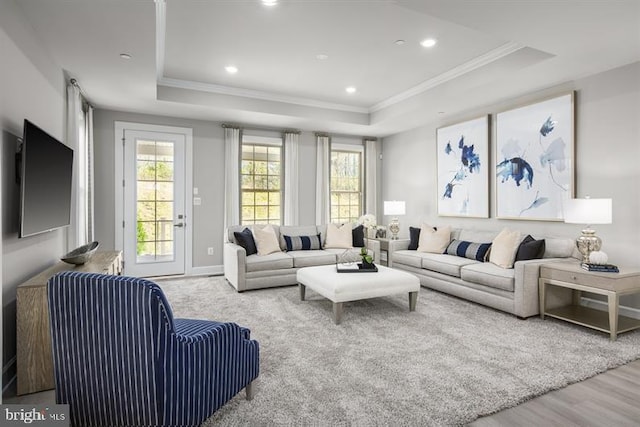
539;263;640;341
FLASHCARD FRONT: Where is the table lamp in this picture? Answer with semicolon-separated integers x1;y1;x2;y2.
384;201;405;240
563;197;612;263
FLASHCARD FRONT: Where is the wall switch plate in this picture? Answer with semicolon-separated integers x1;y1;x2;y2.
207;247;214;255
193;187;199;195
193;197;202;205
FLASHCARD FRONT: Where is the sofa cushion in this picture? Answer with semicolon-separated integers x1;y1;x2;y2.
544;238;576;258
392;250;428;268
352;225;365;247
445;239;492;262
288;250;337;268
234;228;257;256
489;228;522;269
246;252;293;272
283;234;323;251
421;253;479;277
460;262;515;292
515;235;546;261
325;223;353;249
279;226;319;250
417;225;451;253
254;225;282;256
408;226;421;250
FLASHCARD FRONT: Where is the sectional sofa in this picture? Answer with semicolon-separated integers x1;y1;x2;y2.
389;228;578;318
224;225;380;292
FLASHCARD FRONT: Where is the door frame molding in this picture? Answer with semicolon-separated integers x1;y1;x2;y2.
114;121;193;275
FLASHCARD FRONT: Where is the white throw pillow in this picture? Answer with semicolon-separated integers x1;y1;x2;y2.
417;224;451;253
324;223;353;249
253;225;281;256
489;228;522;268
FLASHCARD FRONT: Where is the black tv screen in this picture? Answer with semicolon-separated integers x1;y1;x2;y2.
19;119;74;238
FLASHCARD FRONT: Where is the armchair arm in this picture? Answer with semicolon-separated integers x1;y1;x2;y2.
224;242;247;292
364;238;381;264
513;258;572;318
387;239;410;267
165;319;260;426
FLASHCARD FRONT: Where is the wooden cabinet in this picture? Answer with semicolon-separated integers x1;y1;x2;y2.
16;251;122;395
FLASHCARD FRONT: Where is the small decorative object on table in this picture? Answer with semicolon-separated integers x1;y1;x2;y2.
384;201;405;240
375;226;386;239
358;213;377;239
588;250;608;265
360;247;375;269
61;241;100;265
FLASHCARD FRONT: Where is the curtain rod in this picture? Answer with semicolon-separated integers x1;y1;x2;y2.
69;78;94;108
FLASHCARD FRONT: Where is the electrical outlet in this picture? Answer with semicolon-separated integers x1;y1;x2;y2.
207;247;214;255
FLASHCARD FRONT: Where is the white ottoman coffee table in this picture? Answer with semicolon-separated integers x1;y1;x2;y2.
297;264;420;324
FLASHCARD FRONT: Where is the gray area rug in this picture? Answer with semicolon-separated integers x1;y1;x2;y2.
156;276;640;426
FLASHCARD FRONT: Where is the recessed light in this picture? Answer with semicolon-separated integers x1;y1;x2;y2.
225;65;238;74
119;53;132;60
420;38;437;48
262;0;277;6
394;40;405;45
316;54;329;60
345;86;357;94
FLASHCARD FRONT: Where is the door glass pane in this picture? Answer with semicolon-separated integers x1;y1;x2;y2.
136;139;175;263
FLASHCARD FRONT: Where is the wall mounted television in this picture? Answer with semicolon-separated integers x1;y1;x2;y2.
19;119;74;238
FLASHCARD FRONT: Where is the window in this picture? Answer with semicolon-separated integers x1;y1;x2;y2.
330;146;363;223
241;137;282;225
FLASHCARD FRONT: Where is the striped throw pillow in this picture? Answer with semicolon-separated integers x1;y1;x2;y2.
445;239;491;261
283;234;323;251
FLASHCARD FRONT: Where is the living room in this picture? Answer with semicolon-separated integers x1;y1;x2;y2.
1;0;639;425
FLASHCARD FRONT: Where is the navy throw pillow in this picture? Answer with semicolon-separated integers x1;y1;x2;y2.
408;227;421;250
234;228;257;256
284;234;323;251
352;225;365;247
515;235;546;261
445;239;492;261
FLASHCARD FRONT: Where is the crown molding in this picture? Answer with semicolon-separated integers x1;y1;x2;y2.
369;41;525;113
158;77;370;114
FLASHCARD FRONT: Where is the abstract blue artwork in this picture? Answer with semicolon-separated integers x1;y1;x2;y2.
495;93;574;220
437;116;489;217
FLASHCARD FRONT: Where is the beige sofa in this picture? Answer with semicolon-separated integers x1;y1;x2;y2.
388;228;577;318
224;225;380;292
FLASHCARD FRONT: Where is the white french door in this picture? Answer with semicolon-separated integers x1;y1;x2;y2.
122;129;186;277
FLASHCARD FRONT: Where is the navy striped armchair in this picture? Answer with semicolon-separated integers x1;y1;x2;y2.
47;271;260;427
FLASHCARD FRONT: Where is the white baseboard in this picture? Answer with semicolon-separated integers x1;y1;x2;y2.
188;265;224;277
581;297;640;320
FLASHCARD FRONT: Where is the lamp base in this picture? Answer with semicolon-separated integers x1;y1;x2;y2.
576;228;602;264
388;218;400;240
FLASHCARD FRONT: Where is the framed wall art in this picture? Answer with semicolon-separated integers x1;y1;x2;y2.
437;115;489;218
495;92;574;220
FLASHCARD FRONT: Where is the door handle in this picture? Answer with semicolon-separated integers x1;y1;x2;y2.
174;223;185;228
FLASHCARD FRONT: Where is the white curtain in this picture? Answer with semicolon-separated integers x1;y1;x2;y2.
315;134;330;224
224;126;241;229
364;138;378;218
283;131;299;225
66;83;93;250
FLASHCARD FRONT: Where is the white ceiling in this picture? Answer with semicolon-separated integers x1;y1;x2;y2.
15;0;640;137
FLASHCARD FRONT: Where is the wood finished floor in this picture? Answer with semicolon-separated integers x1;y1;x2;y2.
5;359;640;425
469;359;640;426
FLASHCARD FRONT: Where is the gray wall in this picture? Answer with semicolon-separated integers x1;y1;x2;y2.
381;61;640;305
93;111;328;268
1;1;66;391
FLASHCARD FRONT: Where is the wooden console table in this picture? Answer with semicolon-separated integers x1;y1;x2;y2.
16;251;122;395
539;262;640;341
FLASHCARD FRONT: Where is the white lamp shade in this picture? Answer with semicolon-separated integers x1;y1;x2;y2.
563;198;612;224
384;201;405;216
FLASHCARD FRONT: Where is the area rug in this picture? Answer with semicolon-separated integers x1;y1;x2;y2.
155;276;640;426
